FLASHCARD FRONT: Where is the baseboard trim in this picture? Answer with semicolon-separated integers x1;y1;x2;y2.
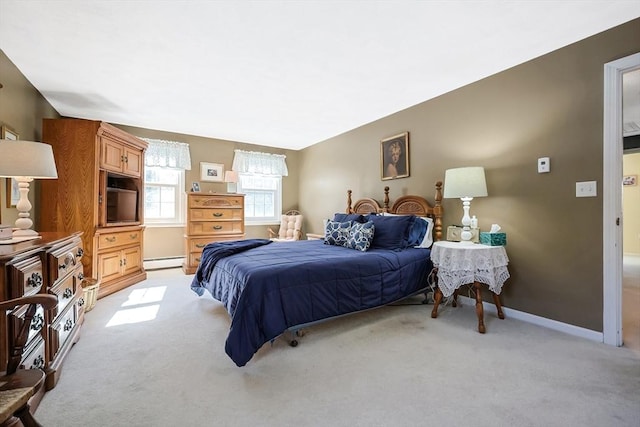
144;257;185;270
457;295;603;343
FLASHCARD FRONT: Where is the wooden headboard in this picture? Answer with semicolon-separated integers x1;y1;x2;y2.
345;182;443;241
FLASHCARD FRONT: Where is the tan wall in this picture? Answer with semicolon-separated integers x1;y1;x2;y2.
623;152;640;255
0;50;60;229
299;19;640;331
116;124;300;260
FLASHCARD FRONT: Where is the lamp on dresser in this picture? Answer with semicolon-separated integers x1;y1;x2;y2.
224;170;239;193
443;166;487;244
0;140;58;237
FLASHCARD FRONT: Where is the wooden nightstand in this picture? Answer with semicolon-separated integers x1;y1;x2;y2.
306;233;324;240
429;240;510;333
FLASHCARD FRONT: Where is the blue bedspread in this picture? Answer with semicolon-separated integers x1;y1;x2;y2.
191;239;432;366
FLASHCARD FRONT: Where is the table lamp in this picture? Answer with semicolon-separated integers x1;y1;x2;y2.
443;166;487;244
0;140;58;237
224;170;238;193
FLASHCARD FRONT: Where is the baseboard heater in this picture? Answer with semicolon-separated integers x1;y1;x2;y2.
143;256;185;270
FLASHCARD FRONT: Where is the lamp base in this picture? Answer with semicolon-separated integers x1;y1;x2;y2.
12;228;40;238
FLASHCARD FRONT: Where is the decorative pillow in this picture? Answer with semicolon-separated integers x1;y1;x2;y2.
324;220;353;247
414;216;434;248
366;214;416;249
333;213;367;223
346;221;375;252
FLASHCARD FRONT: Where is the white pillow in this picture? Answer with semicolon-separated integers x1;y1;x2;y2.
381;212;433;248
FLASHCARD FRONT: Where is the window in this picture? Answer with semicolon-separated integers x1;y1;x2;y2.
141;138;191;226
232;149;288;226
238;174;282;225
144;166;185;225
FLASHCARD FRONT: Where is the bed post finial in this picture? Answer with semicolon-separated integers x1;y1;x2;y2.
382;186;390;213
433;181;443;241
347;190;353;213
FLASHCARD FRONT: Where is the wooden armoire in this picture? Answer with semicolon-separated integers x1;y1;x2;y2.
40;119;148;298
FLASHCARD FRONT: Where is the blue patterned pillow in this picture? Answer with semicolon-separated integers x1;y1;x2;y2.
346;221;375;251
324;220;353;247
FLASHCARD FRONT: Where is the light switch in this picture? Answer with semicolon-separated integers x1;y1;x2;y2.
576;181;597;197
538;157;550;173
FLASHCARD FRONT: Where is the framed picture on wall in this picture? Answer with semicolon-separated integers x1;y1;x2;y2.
380;132;409;181
200;162;224;182
1;125;20;208
623;175;637;186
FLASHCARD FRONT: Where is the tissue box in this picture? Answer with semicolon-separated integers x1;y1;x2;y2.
480;232;506;246
0;225;12;240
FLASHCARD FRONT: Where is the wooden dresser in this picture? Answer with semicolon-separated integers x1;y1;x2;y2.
0;232;84;397
182;193;245;274
40;119;148;299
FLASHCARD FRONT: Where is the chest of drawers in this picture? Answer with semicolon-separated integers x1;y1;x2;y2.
182;193;245;274
0;232;84;394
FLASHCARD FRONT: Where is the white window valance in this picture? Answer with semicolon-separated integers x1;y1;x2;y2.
232;149;288;176
143;138;192;170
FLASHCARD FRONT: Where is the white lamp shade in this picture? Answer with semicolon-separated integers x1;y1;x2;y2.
443;166;487;198
224;170;239;183
0;140;58;179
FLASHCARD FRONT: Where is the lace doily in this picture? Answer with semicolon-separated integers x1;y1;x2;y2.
431;242;510;297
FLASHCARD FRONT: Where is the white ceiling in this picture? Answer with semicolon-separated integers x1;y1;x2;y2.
1;1;639;150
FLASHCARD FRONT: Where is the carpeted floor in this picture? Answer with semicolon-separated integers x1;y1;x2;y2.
36;268;640;427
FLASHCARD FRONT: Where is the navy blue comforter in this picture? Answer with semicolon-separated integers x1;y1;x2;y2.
191;239;432;366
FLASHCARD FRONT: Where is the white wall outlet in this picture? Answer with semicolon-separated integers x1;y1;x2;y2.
538;157;550;173
576;181;597;197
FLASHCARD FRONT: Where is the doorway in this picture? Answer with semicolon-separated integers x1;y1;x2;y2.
603;52;640;347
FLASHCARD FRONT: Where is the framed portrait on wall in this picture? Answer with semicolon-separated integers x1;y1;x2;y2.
200;162;224;182
380;132;409;180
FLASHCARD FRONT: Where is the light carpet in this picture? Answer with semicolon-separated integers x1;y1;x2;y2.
36;268;640;427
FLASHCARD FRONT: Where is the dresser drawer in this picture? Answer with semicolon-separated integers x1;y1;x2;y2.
187;236;244;253
48;240;84;285
189;195;244;209
49;304;77;361
10;303;46;349
188;221;243;236
21;335;46;370
49;271;80;319
189;208;243;221
97;229;142;250
9;256;44;298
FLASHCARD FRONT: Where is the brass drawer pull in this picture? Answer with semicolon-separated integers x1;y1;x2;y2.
130;234;137;240
212;225;222;230
195;257;201;262
195;243;206;248
105;236;116;243
213;212;223;217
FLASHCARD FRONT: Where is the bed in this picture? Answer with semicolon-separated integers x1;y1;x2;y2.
191;183;443;366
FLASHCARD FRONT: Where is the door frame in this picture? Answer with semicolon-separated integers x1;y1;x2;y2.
603;52;640;346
